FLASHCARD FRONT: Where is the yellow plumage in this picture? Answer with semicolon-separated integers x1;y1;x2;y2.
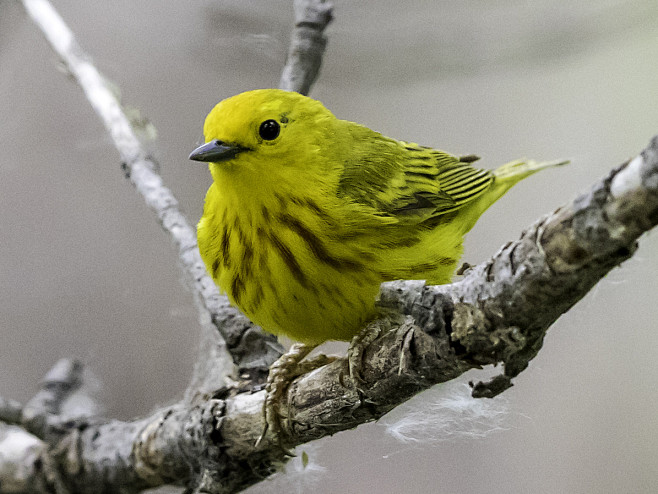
190;89;565;345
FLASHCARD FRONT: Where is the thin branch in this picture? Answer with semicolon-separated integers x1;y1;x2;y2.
20;359;83;438
19;0;281;378
0;397;23;426
279;0;333;95
25;359;83;416
0;359;97;441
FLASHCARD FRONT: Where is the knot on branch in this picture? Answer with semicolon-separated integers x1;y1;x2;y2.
451;303;526;367
294;0;333;27
470;375;513;399
450;303;540;399
231;327;284;384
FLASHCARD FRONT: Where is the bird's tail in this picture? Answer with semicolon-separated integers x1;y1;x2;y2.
493;158;570;182
487;158;570;208
455;157;569;235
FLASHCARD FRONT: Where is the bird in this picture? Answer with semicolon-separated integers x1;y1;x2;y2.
190;88;567;449
190;88;566;347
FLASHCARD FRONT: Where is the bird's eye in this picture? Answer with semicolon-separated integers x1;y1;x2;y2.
259;119;280;141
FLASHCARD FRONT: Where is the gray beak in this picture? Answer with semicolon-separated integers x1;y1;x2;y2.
188;139;247;162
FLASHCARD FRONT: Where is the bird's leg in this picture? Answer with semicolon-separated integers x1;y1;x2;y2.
257;343;336;453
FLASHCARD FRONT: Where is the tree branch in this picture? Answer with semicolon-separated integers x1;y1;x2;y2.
21;359;85;439
279;0;333;95
3;137;654;493
0;359;96;439
0;398;23;427
0;359;100;494
0;426;53;494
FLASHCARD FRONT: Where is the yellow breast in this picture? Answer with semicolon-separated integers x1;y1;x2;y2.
198;183;384;345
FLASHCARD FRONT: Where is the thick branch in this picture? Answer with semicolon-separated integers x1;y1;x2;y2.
0;427;52;494
9;137;652;494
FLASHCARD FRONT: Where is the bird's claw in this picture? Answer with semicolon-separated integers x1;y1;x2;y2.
347;322;382;386
257;343;336;454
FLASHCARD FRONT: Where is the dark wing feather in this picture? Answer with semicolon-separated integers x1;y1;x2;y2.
336;127;493;224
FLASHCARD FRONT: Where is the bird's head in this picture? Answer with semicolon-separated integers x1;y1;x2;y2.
190;89;340;188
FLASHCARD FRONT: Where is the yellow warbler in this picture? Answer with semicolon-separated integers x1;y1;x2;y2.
190;89;565;345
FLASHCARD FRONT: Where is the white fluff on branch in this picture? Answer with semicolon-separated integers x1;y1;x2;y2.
381;380;511;443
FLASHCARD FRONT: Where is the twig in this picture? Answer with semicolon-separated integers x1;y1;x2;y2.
279;0;333;95
1;359;87;440
0;397;23;426
24;359;83;417
20;0;281;377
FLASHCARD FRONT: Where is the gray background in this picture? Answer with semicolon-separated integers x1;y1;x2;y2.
2;1;658;493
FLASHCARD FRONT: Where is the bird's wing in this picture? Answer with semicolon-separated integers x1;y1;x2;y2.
337;132;493;224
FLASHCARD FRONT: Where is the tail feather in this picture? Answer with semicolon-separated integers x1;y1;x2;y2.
493;158;570;181
455;157;569;235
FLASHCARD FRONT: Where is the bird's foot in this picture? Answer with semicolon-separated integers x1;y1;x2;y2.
256;343;336;453
347;322;383;385
455;261;473;275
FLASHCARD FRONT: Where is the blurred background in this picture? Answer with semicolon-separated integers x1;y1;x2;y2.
1;0;658;493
